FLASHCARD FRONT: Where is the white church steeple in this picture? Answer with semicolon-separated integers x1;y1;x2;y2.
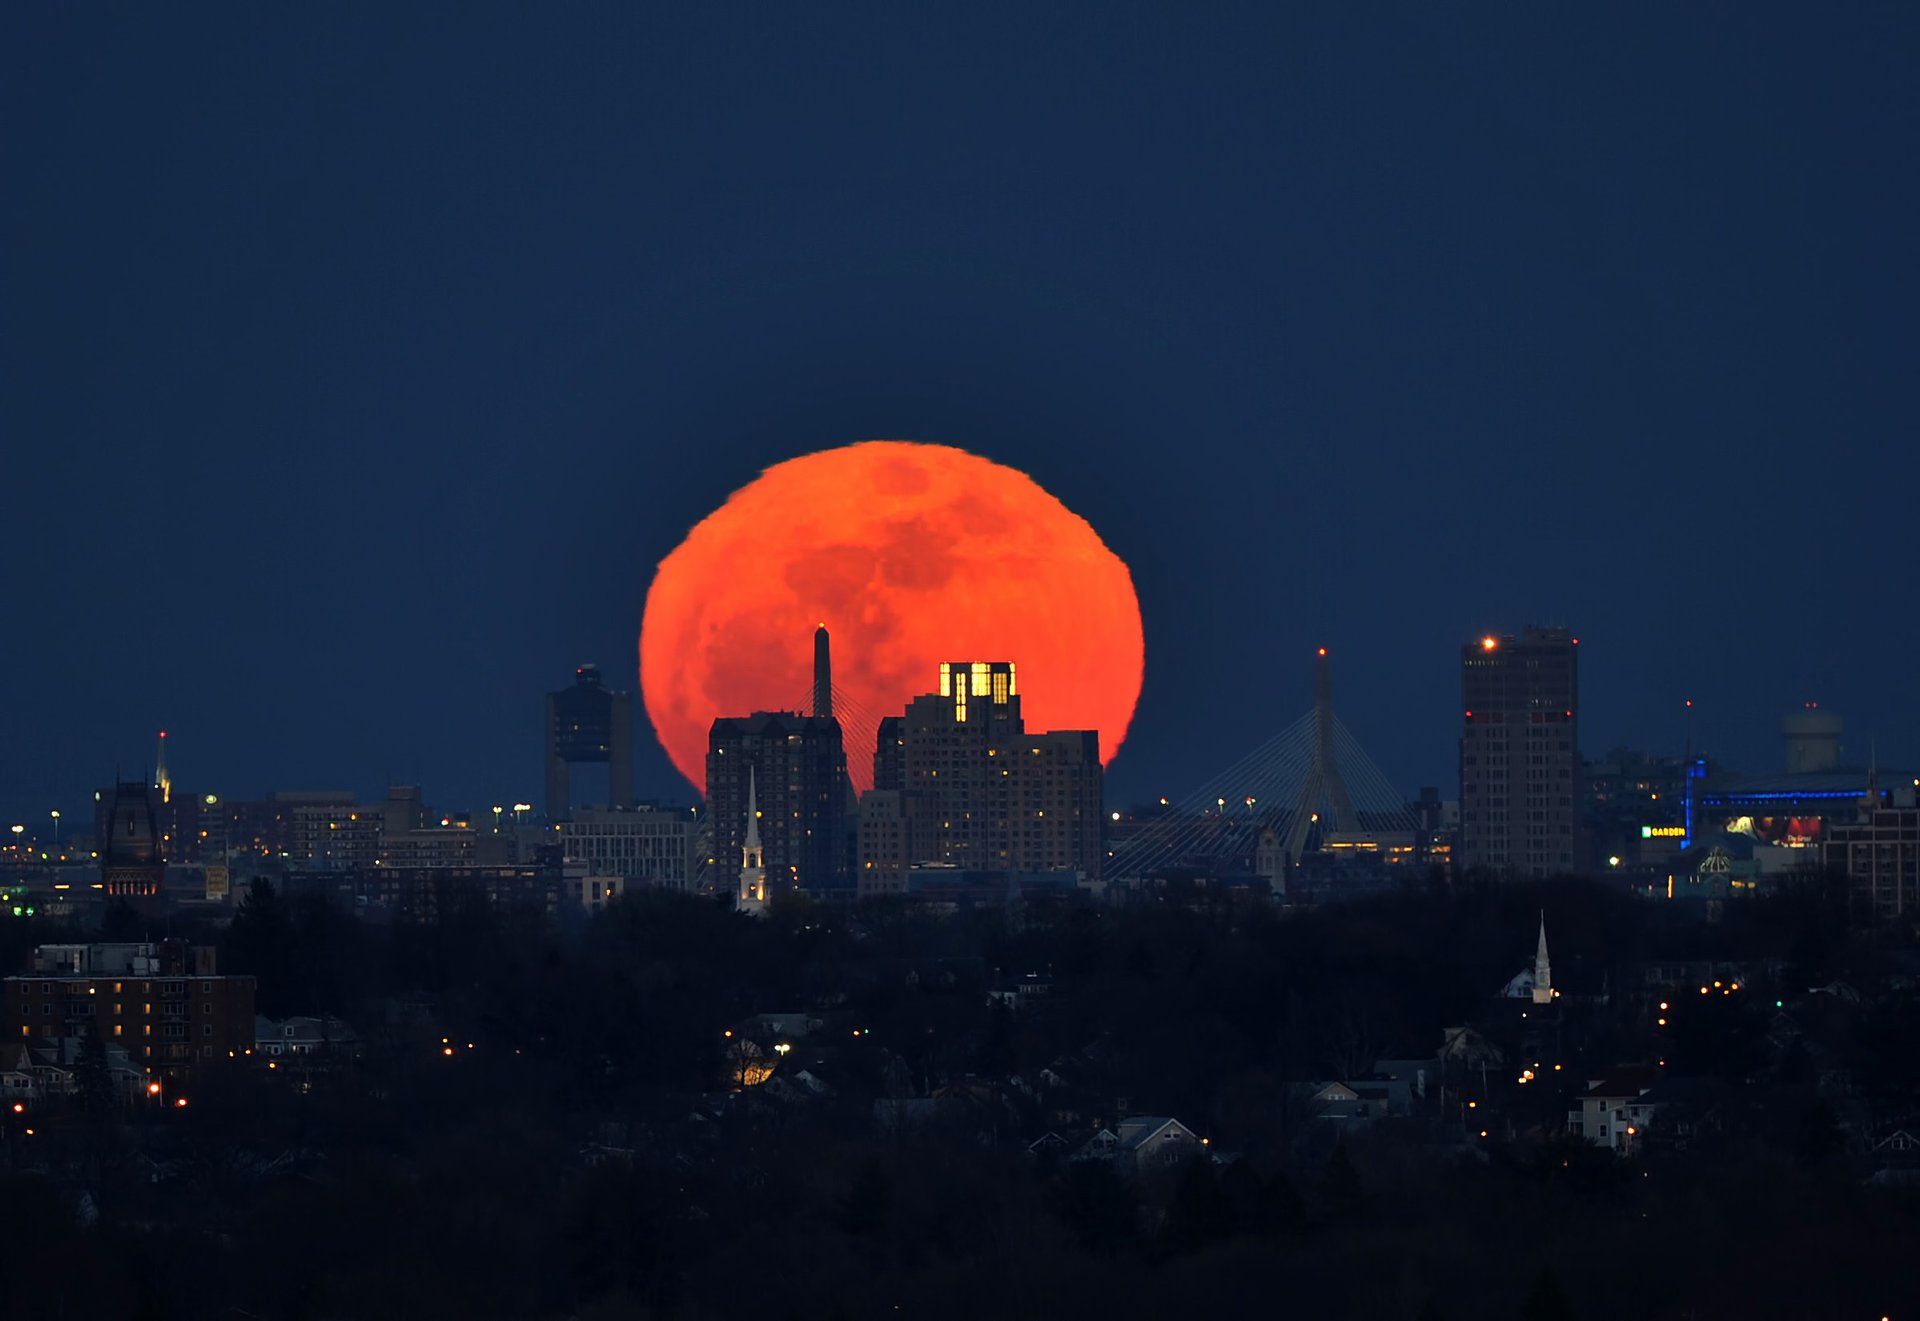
738;764;767;916
1531;911;1553;1005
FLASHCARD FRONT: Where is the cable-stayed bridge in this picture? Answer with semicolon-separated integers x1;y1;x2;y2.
1106;650;1421;882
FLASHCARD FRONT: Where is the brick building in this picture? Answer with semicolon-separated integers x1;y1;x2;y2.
2;941;256;1085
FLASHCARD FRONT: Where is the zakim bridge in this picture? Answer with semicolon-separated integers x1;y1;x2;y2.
1105;649;1423;883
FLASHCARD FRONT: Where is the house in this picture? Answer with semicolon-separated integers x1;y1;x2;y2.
1112;1116;1206;1174
255;1015;360;1059
738;1012;823;1040
986;972;1055;1009
1568;1066;1664;1151
1867;1128;1920;1186
0;1042;48;1101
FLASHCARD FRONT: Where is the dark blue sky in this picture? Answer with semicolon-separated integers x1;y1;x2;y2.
4;4;1915;822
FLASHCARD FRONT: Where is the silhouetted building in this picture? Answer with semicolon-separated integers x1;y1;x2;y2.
1826;779;1920;923
545;665;634;820
1460;627;1579;877
98;779;166;896
557;805;696;892
281;864;564;922
856;789;934;898
862;661;1102;892
1583;748;1688;868
707;712;849;897
813;625;833;719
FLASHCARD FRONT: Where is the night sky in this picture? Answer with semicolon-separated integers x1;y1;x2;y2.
5;5;1915;823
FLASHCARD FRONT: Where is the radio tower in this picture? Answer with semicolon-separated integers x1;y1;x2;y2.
155;730;172;805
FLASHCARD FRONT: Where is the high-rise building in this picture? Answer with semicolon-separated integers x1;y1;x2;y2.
707;712;849;897
860;661;1102;893
1460;627;1579;877
545;665;634;821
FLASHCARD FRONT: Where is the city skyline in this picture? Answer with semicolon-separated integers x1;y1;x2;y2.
6;6;1915;821
0;621;1906;829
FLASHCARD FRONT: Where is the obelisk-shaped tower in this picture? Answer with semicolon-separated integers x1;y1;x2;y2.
813;625;832;719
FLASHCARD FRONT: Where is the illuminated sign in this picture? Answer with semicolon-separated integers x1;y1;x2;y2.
1641;826;1686;839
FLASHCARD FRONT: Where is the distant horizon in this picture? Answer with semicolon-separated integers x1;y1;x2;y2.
2;640;1900;828
7;6;1913;828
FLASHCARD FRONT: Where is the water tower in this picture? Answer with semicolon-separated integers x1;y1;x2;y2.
1782;703;1842;773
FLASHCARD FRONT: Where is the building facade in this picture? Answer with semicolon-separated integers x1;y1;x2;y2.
98;779;167;896
861;661;1102;893
546;665;635;820
2;942;255;1085
707;712;849;897
557;805;696;892
1826;785;1920;923
1460;627;1579;877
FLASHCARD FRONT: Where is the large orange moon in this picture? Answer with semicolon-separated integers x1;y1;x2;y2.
639;440;1144;794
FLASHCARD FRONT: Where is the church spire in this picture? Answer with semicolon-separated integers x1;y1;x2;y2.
738;764;767;915
1531;912;1553;1005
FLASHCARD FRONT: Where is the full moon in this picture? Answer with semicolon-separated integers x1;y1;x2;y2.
640;441;1144;794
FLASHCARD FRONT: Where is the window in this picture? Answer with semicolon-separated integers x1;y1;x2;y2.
202;1024;213;1037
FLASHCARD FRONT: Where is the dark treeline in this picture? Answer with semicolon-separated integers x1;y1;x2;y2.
2;874;1916;1320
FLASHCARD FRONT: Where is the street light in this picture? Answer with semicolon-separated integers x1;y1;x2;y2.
491;806;503;833
49;810;60;851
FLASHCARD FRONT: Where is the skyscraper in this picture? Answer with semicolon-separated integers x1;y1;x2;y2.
707;711;849;897
861;660;1102;893
1460;627;1579;877
545;665;634;821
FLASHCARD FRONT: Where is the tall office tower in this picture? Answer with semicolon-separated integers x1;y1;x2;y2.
545;665;634;821
864;660;1102;885
1460;627;1579;877
707;711;849;897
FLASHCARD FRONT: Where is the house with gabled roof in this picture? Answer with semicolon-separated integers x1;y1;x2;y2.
1112;1115;1205;1174
1568;1065;1664;1152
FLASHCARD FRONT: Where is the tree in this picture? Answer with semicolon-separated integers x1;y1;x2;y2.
1520;1265;1575;1321
1162;1156;1233;1255
1052;1159;1137;1253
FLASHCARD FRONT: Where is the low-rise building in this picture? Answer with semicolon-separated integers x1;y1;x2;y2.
558;806;696;893
1568;1065;1663;1152
2;941;255;1085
